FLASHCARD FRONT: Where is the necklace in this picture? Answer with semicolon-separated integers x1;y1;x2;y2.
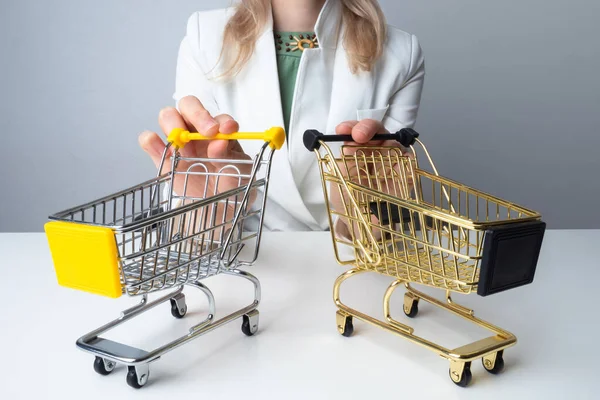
275;33;319;53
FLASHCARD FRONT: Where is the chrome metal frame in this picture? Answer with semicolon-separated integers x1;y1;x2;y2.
49;141;277;388
77;269;261;372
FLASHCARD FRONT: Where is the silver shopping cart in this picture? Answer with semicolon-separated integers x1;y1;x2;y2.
45;127;285;388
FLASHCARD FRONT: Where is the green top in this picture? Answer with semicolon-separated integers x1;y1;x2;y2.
274;31;319;135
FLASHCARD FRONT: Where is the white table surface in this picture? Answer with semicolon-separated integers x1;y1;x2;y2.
1;231;597;399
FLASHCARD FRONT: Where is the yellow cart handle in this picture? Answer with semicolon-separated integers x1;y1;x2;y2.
168;127;285;150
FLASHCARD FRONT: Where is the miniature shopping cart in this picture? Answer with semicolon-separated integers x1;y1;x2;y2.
304;129;545;387
45;127;285;388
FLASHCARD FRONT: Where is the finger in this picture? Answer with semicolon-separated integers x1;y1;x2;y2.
352;119;388;144
382;139;404;150
335;120;358;136
158;106;200;157
138;130;172;170
206;114;241;158
178;95;219;137
335;121;361;156
158;106;187;137
207;138;246;159
214;114;239;134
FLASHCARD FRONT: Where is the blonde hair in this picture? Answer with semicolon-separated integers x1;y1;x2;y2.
220;0;387;77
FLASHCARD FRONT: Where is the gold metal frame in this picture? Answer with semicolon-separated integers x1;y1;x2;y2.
312;137;542;387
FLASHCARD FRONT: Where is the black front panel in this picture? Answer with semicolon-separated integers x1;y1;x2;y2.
477;220;546;296
369;202;412;225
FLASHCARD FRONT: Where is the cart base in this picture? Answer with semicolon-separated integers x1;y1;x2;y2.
334;268;516;387
76;268;260;389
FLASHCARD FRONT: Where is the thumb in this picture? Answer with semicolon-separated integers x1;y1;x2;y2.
139;130;170;169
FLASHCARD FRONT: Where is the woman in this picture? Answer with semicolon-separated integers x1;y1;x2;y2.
139;0;425;232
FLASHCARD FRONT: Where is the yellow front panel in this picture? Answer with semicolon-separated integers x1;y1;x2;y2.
44;221;122;298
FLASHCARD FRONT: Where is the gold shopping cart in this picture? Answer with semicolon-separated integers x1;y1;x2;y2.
303;129;545;387
45;127;285;388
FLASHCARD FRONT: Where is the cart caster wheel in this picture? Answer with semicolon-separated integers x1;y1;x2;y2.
403;300;419;318
449;362;472;387
126;365;149;389
336;311;354;337
93;356;115;376
170;294;187;319
341;317;354;337
241;310;259;336
483;351;505;374
403;294;419;318
170;302;187;319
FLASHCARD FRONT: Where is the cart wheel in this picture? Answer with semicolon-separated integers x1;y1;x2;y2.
403;299;419;318
483;351;505;374
93;356;115;376
403;293;419;318
241;310;259;336
449;362;472;387
126;365;149;389
341;316;354;337
170;296;187;319
336;311;354;337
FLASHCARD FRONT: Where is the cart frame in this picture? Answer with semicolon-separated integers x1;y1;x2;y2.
45;128;284;388
304;128;545;387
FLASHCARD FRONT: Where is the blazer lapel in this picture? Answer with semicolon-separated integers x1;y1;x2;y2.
284;0;343;229
223;0;345;230
231;10;323;230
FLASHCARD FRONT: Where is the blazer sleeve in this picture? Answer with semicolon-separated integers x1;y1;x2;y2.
382;34;425;132
173;12;219;116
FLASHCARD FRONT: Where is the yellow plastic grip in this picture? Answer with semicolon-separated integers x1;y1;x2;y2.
168;127;286;150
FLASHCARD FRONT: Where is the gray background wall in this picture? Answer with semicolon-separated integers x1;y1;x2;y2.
0;0;598;231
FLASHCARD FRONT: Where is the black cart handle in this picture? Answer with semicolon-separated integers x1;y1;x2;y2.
303;128;420;151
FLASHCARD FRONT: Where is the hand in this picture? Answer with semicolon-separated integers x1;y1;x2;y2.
139;96;253;203
330;119;414;239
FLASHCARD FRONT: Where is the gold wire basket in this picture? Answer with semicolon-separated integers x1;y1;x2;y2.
304;128;545;387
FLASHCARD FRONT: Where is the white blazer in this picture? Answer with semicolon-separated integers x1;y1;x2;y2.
173;0;425;232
